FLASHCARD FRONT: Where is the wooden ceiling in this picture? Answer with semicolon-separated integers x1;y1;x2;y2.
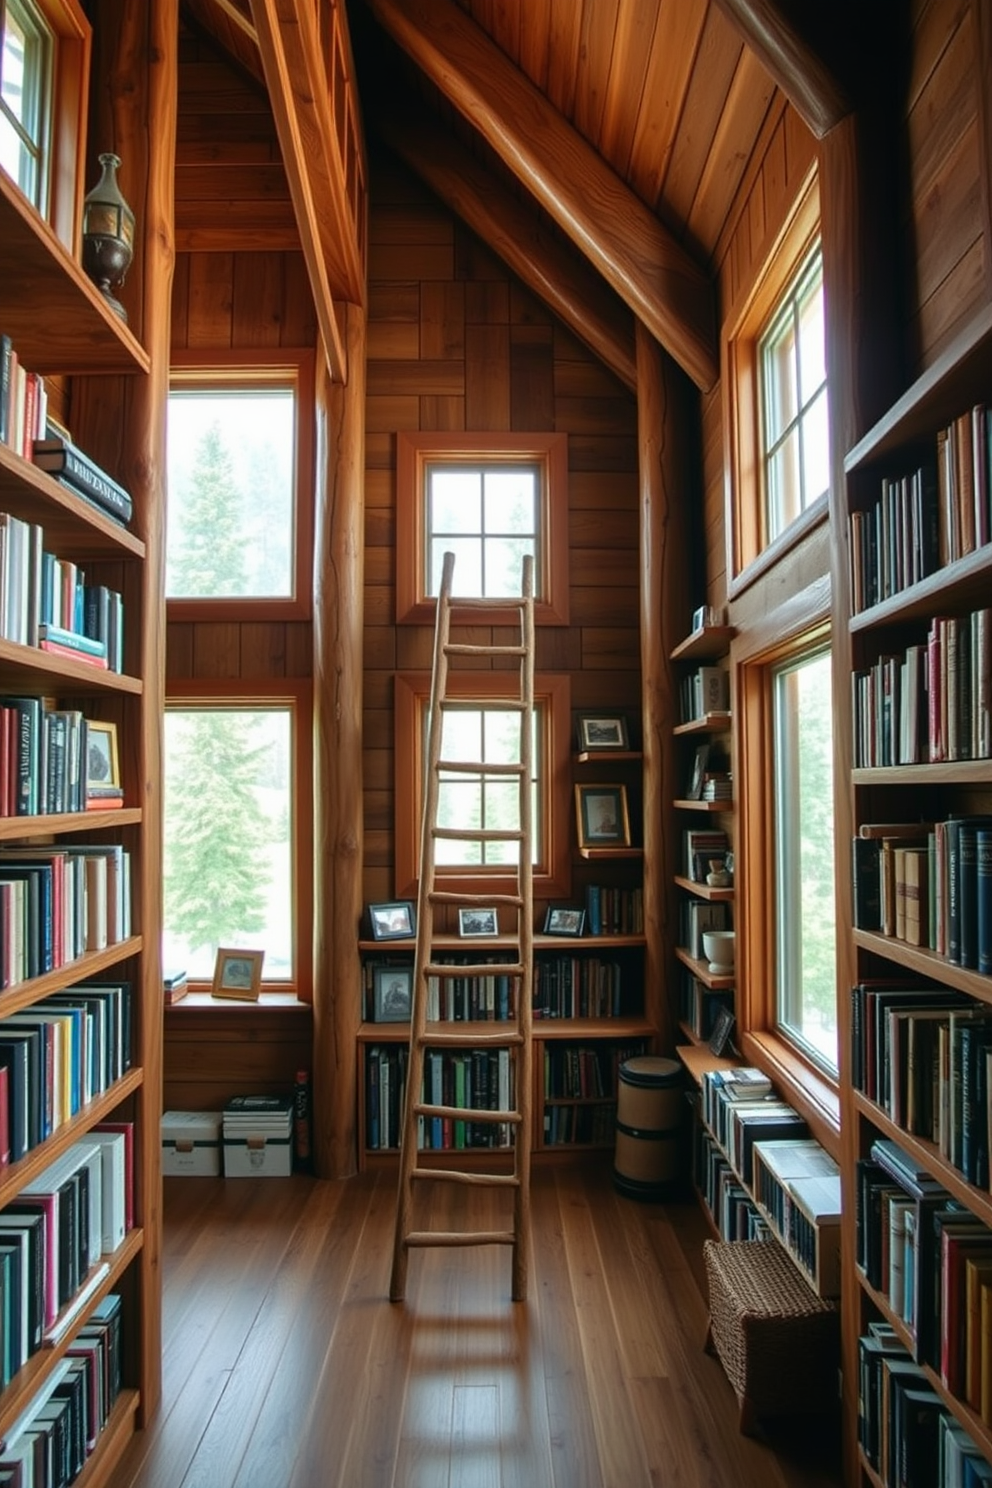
180;1;844;389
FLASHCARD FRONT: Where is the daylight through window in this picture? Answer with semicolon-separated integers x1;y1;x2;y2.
0;0;52;209
426;463;539;601
435;704;541;868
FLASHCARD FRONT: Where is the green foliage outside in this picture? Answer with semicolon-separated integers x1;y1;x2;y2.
793;653;837;1062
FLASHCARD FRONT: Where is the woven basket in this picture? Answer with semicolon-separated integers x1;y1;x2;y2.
703;1239;839;1433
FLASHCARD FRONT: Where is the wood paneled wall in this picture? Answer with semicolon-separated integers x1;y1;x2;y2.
361;148;642;912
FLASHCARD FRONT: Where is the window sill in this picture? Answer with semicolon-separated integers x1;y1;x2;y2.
738;1029;840;1161
165;991;312;1015
727;491;829;601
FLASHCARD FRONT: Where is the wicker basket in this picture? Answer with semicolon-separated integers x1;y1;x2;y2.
702;1239;839;1436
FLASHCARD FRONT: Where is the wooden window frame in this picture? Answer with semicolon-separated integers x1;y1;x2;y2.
733;581;840;1152
163;677;314;1004
393;670;572;901
723;170;826;597
166;350;315;624
395;431;569;627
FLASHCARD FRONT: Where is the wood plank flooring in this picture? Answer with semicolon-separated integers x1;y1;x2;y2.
116;1161;842;1488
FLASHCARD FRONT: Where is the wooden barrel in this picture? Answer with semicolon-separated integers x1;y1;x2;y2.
613;1055;684;1200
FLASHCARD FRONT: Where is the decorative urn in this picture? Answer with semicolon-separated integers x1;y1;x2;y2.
82;153;135;322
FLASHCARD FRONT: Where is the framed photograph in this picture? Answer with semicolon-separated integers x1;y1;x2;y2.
373;965;413;1022
684;742;710;801
458;907;499;937
86;720;121;792
574;784;630;849
576;714;629;752
708;1005;736;1057
211;948;264;1003
368;901;416;941
543;906;586;937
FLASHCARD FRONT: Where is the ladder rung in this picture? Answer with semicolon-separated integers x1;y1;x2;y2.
428;891;524;909
439;697;527;713
445;593;526;611
410;1168;520;1187
403;1229;517;1246
444;642;527;657
416;1029;524;1048
437;759;525;776
415;1102;522;1124
433;827;524;842
424;961;525;978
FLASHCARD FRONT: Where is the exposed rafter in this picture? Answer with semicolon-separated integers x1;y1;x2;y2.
379;113;637;392
362;0;718;392
712;0;850;139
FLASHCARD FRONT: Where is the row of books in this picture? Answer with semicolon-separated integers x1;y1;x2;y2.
365;1045;407;1151
543;1102;616;1147
852;609;992;768
422;1047;514;1150
678;665;729;723
0;984;132;1165
680;899;730;961
683;828;730;883
584;883;643;935
543;1039;646;1102
0;845;131;989
852;817;992;972
857;1321;990;1487
690;1123;769;1243
0;699;123;819
0;511;125;670
0;335;47;464
678;971;734;1040
751;1138;841;1297
700;1067;808;1185
849;402;992;616
533;955;628;1019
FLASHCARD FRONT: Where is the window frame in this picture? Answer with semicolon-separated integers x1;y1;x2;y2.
166;350;315;623
162;678;314;1003
393;671;572;901
733;582;840;1151
395;432;570;627
723;169;827;596
0;0;89;251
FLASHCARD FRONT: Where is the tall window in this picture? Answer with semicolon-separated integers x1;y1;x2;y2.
435;704;540;868
0;0;52;210
759;244;829;544
772;646;837;1070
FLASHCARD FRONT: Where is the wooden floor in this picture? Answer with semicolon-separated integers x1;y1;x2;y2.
116;1160;842;1488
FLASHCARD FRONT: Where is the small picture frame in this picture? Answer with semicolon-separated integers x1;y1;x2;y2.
543;906;586;937
86;720;121;792
211;948;264;1003
458;907;499;937
685;742;710;802
576;714;629;752
373;965;413;1022
574;784;631;849
368;901;416;941
708;1006;736;1057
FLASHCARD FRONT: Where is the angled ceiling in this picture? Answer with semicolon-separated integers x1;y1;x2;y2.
180;0;834;391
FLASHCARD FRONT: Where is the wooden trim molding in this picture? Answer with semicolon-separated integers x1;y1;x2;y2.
393;670;571;903
41;0;91;254
395;431;569;627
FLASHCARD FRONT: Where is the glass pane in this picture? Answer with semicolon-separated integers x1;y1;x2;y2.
1;1;48;205
483;470;537;533
483;710;521;764
763;315;797;444
484;537;534;597
773;651;836;1071
441;709;482;764
797;275;826;401
166;389;295;598
801;388;831;507
163;709;293;981
0;113;31;193
430;537;481;597
430;469;481;533
436;779;481;865
766;430;802;539
2;9;30;126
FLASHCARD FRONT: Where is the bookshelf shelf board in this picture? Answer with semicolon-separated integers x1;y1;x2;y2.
848;543;992;633
675;1043;739;1086
574;749;642;765
852;759;992;787
0;807;142;840
0;1065;143;1212
0;172;149;376
543;1095;618;1108
0;638;142;696
674;874;734;901
0;936;143;1019
852;929;992;1005
576;844;643;861
357;932;647;953
672;798;734;813
359;1015;653;1043
0;443;145;557
844;300;992;474
675;946;735;989
669;625;736;662
673;712;732;736
851;1088;992;1227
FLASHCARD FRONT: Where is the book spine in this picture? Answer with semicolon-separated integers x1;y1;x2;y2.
978;829;992;977
0;335;10;447
37;450;132;524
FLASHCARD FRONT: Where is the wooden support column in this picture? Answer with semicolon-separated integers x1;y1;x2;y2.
313;302;366;1179
636;322;692;1053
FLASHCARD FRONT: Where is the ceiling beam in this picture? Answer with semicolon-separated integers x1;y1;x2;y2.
712;0;850;139
379;113;637;392
363;0;718;392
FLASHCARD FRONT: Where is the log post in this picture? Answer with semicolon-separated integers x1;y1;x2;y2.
313;303;367;1178
636;323;692;1054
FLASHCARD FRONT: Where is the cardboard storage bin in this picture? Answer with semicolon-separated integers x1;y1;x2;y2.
162;1111;223;1176
223;1095;294;1178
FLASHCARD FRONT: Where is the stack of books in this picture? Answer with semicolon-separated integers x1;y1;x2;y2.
163;969;188;1006
32;420;133;528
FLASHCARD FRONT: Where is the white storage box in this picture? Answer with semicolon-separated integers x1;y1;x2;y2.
162;1111;223;1176
223;1096;294;1178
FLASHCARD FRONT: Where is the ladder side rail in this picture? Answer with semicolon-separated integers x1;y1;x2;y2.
513;555;536;1299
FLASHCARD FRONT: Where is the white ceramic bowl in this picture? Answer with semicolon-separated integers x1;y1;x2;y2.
702;929;735;973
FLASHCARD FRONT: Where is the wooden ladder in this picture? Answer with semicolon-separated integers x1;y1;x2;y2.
389;551;535;1303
